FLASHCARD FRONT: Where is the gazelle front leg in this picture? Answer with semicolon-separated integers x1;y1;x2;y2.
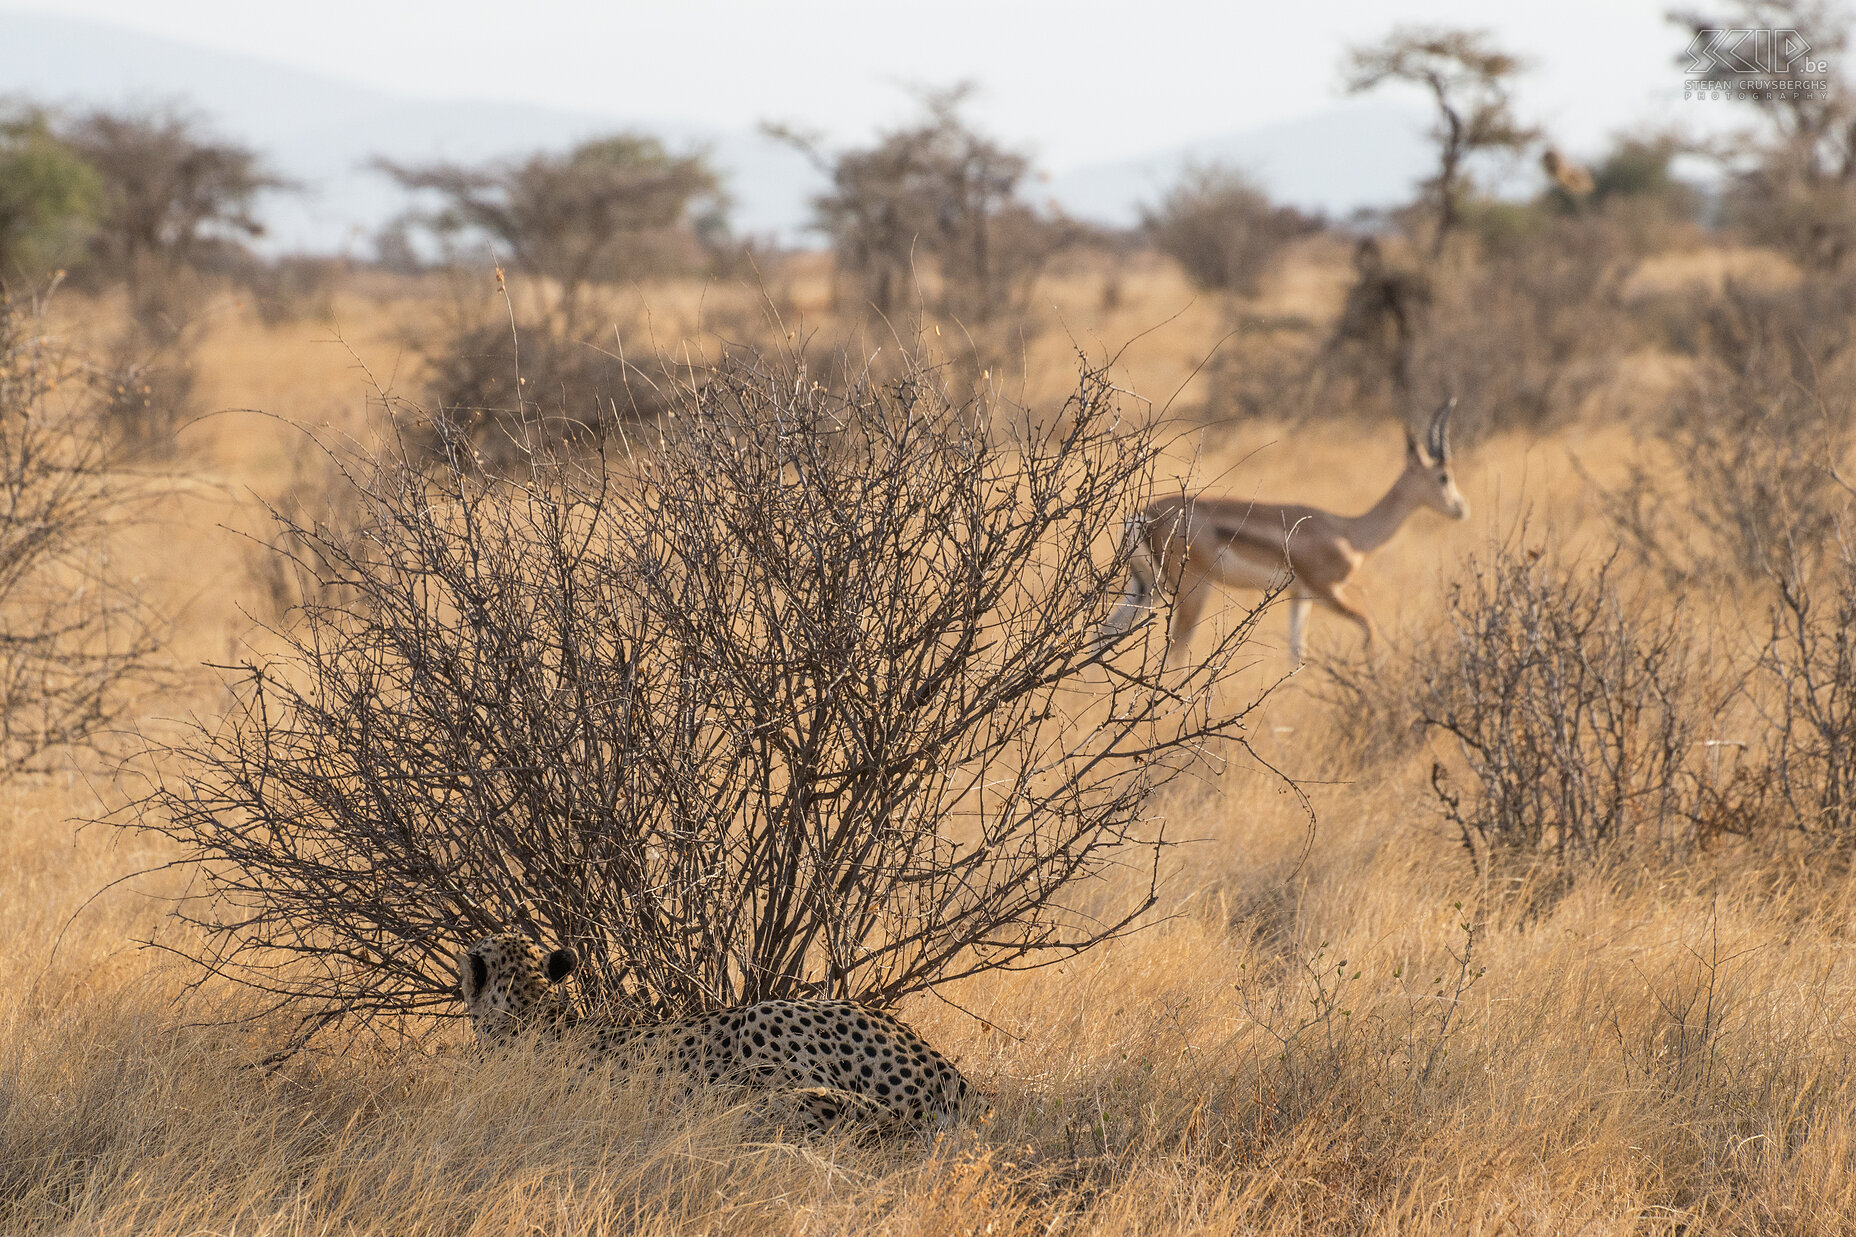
1286;596;1313;662
1318;581;1377;653
1165;580;1212;668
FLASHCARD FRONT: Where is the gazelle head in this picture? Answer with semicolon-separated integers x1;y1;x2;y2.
1403;398;1469;521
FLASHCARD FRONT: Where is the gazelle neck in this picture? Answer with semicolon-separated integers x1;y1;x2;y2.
1338;467;1430;554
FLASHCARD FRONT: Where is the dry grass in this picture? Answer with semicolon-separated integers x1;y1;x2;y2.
6;248;1856;1235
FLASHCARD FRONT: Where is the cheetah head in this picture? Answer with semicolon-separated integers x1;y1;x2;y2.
457;932;579;1042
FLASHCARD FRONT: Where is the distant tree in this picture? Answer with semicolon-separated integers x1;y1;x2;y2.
64;108;279;295
0;292;159;771
1669;0;1856;265
773;86;1068;320
45;109;277;451
1141;164;1321;295
1672;0;1854;179
1589;135;1700;216
1346;28;1539;256
377;135;724;337
0;107;100;284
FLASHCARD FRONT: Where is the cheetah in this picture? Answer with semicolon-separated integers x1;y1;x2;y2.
457;932;975;1134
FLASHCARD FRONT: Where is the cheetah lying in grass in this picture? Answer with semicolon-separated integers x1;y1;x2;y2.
457;932;975;1134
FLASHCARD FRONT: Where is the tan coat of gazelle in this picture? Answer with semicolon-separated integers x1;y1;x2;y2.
1100;401;1469;663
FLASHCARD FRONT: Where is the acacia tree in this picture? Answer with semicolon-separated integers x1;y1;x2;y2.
776;87;1067;321
1346;28;1538;256
64;109;278;314
378;135;724;449
128;350;1288;1050
378;135;724;338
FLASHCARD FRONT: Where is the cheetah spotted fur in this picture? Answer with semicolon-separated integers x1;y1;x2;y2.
458;932;975;1134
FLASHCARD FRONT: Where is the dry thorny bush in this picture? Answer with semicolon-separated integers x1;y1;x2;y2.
1296;260;1856;883
1597;274;1856;587
1322;513;1856;885
1755;531;1856;842
413;269;786;463
121;345;1296;1052
1419;546;1731;872
415;314;687;459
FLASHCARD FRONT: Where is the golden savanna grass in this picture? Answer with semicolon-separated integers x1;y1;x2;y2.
7;241;1856;1235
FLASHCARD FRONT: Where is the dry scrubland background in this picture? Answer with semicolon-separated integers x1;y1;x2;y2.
7;28;1856;1234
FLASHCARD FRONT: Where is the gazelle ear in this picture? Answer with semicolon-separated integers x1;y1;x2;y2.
544;948;578;984
1405;426;1425;463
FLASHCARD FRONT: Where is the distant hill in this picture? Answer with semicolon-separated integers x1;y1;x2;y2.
0;11;1435;254
1047;103;1434;226
0;10;820;253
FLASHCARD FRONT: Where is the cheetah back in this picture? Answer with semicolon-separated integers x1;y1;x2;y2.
588;998;971;1128
459;934;973;1132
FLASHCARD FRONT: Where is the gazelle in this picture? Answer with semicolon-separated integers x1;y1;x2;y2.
1099;400;1468;663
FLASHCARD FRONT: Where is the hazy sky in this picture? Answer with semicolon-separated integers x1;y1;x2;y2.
2;0;1751;169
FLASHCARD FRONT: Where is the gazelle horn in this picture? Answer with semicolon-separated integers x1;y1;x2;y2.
1428;397;1457;462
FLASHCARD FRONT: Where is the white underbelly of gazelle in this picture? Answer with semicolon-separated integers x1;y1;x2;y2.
1209;541;1292;592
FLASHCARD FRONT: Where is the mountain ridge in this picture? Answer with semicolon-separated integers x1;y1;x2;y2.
0;10;1433;252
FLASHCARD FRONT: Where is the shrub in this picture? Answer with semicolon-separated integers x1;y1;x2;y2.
233;255;344;326
127;349;1285;1050
416;317;682;460
1680;279;1856;576
1305;236;1432;420
1420;546;1725;870
1142;165;1320;296
1590;135;1700;219
87;330;198;458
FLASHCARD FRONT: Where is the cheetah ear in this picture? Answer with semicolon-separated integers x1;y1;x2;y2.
460;949;489;1001
544;948;578;983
